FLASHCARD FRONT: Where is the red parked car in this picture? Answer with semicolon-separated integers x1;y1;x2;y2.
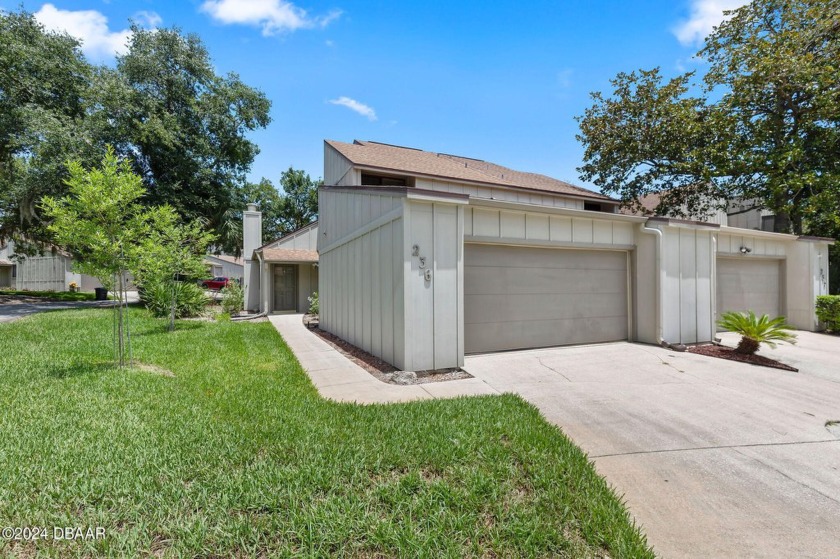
201;276;230;290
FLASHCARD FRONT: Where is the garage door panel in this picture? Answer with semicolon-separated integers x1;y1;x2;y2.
465;266;627;295
466;244;626;270
716;258;781;319
464;244;628;353
466;292;627;323
466;317;628;354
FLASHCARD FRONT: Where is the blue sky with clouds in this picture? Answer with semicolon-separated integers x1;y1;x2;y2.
2;0;747;192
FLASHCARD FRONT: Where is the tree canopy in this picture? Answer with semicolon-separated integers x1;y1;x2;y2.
577;0;840;237
0;9;271;253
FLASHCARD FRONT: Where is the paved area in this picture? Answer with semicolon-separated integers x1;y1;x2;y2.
462;338;840;559
268;314;499;404
0;291;140;323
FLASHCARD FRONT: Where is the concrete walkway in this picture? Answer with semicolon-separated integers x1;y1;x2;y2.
268;314;499;404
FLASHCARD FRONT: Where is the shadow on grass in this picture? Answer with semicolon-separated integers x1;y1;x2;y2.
47;361;119;379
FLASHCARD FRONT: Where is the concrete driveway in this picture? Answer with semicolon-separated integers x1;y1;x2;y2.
463;334;840;558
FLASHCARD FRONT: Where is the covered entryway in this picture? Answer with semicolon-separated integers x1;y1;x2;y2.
716;258;782;320
273;265;298;312
464;244;629;353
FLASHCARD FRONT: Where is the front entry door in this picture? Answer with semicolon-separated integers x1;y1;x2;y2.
273;265;297;312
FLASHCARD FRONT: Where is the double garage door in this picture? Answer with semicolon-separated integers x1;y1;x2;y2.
464;244;628;353
716;258;782;320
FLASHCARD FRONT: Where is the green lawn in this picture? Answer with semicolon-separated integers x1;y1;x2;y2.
0;309;653;558
0;289;96;301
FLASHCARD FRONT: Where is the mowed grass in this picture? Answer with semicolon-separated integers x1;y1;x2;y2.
0;308;653;558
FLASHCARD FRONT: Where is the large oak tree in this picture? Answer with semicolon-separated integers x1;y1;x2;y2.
578;0;840;238
0;10;271;254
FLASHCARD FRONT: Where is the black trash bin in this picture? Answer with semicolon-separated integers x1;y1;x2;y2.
94;287;108;301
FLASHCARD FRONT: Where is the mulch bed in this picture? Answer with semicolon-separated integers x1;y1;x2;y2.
306;316;472;385
689;343;798;372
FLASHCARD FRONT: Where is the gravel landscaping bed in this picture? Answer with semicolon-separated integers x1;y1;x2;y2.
307;316;473;384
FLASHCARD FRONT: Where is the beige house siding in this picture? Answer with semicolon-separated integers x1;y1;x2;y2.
319;191;406;368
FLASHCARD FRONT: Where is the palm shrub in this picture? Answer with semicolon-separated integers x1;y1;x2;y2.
717;311;797;355
220;282;244;315
141;280;209;319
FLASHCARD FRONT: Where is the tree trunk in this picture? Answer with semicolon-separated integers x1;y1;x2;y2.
735;336;760;355
773;210;791;234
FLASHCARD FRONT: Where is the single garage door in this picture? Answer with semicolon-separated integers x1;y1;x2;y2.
716;258;781;320
464;244;628;353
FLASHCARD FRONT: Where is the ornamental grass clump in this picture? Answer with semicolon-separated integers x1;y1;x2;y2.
717;311;797;355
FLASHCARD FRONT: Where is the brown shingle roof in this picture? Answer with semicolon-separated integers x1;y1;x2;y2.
326;140;612;200
260;249;319;262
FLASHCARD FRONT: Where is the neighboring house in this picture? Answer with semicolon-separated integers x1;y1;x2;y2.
314;139;831;372
243;216;318;314
627;192;775;231
0;240;102;291
204;254;244;281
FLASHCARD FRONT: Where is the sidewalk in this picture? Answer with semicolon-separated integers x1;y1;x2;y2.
268;314;499;404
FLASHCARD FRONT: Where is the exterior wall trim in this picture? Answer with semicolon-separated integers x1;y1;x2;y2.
718;226;798;241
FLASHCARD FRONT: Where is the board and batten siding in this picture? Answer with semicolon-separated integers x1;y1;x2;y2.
655;225;716;345
318;189;407;369
324;143;359;186
415;178;586;209
404;200;464;370
17;254;71;291
266;223;319;251
464;206;636;247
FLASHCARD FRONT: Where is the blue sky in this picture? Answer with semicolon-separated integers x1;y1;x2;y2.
2;0;746;192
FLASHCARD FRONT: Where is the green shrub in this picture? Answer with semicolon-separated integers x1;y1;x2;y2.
717;311;797;355
816;295;840;331
140;280;209;319
220;282;244;315
307;291;319;315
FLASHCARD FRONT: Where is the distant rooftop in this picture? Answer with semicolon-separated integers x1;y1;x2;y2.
326;139;613;201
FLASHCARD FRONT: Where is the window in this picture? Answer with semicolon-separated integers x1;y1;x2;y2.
361;173;408;186
11;264;16;278
761;215;776;232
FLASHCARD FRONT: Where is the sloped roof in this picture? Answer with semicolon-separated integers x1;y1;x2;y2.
260;248;319;262
326;140;612;201
0;259;12;266
205;254;243;266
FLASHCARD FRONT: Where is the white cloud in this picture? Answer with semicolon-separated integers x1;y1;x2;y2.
34;4;161;60
134;10;163;28
329;97;377;121
673;0;748;46
200;0;342;35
